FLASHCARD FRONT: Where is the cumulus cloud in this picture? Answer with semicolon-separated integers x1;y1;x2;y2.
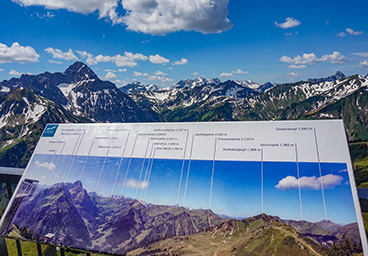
288;72;298;77
105;72;117;79
173;58;188;66
280;53;318;65
0;68;4;72
76;50;98;65
121;0;233;35
45;47;78;61
280;51;346;65
9;70;22;76
133;71;148;76
319;51;346;64
149;54;170;64
0;42;40;64
14;0;232;35
232;68;247;74
13;0;123;24
147;75;173;82
95;52;148;67
118;68;127;72
275;17;301;29
154;70;167;76
125;178;148;189
346;28;364;36
275;174;343;190
77;50;175;67
359;60;368;67
35;160;56;171
337;32;346;37
288;64;307;69
193;72;199;76
49;60;63;64
220;72;233;77
220;68;247;77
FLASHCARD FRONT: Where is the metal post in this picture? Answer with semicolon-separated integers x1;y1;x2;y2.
0;237;9;256
37;243;42;256
16;240;22;256
60;247;65;256
42;245;57;256
5;182;13;198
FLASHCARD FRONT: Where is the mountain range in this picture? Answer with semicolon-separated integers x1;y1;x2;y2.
3;181;361;256
0;62;367;167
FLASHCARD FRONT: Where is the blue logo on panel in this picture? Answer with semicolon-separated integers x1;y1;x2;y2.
42;124;59;137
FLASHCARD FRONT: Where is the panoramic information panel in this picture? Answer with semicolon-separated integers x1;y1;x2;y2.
0;120;366;255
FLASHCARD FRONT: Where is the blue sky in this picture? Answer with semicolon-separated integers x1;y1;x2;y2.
26;154;356;224
1;0;368;86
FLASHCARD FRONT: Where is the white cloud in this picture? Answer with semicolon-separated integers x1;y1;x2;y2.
9;70;22;76
114;79;130;85
14;0;232;35
359;60;368;67
76;50;98;65
280;53;318;65
121;0;232;35
105;72;117;79
275;174;343;190
173;58;188;66
154;70;167;76
288;64;306;69
319;51;346;64
45;47;78;61
232;68;247;74
133;71;148;76
35;160;56;171
284;31;298;37
14;0;123;24
288;72;298;77
337;32;346;37
220;72;233;77
95;52;149;67
47;11;55;18
220;68;247;77
118;68;127;72
79;50;148;67
0;68;4;72
49;60;63;64
125;178;148;190
275;17;301;29
149;54;170;64
35;11;55;19
147;75;173;83
353;52;368;57
193;72;199;76
167;67;173;70
280;51;346;65
0;42;40;64
346;28;364;36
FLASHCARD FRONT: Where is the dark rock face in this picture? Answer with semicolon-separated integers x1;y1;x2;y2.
308;71;346;83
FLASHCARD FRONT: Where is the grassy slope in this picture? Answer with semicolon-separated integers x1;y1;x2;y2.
128;217;327;256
